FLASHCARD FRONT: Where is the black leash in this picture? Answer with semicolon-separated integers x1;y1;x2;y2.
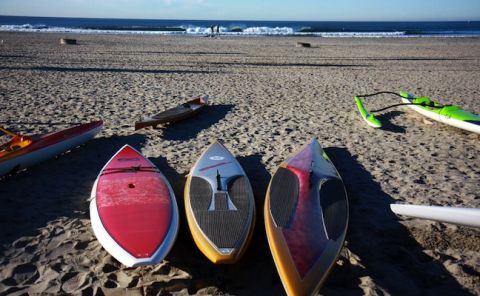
101;166;159;176
371;102;446;112
357;91;449;113
356;91;402;98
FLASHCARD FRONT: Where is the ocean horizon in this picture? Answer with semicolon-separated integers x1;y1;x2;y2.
1;15;480;37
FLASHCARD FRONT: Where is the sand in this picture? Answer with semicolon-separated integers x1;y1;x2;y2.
0;32;479;295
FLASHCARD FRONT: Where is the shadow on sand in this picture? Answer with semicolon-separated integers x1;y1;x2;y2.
0;66;221;75
132;51;244;56
375;111;406;133
0;134;147;255
323;147;472;295
207;61;368;68
160;104;234;141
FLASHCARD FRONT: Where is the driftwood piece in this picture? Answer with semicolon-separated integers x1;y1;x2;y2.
296;42;311;48
60;38;77;45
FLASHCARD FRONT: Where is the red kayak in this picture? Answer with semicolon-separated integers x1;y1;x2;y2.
0;120;103;177
89;145;179;267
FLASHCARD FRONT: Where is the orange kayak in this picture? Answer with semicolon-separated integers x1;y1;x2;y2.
0;121;103;176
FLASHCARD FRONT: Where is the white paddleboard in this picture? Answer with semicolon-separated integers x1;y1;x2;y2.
391;204;480;228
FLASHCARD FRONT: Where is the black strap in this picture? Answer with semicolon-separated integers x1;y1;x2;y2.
371;102;448;112
216;170;222;191
357;91;450;113
101;166;159;176
356;91;402;98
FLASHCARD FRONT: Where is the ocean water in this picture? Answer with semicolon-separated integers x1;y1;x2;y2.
1;15;479;37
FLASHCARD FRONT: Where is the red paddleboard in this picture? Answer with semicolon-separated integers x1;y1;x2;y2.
265;138;348;295
90;145;179;267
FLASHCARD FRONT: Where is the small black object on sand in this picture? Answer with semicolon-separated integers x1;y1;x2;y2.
296;42;311;48
60;38;77;45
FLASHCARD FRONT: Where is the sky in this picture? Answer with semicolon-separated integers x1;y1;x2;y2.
0;0;479;21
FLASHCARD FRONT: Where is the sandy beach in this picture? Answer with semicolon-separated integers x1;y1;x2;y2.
0;32;479;295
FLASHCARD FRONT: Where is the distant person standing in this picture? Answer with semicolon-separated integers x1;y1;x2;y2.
210;25;214;37
216;25;220;36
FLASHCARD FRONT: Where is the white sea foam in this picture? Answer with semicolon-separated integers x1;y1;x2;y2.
242;26;294;35
0;24;478;37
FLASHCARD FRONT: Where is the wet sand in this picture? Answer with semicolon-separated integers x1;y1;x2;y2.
0;32;479;295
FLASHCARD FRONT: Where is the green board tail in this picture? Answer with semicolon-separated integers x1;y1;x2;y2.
354;96;382;128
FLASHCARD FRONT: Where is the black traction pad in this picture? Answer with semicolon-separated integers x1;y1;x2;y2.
189;176;252;249
214;192;228;210
190;176;212;211
268;167;299;228
319;178;348;241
